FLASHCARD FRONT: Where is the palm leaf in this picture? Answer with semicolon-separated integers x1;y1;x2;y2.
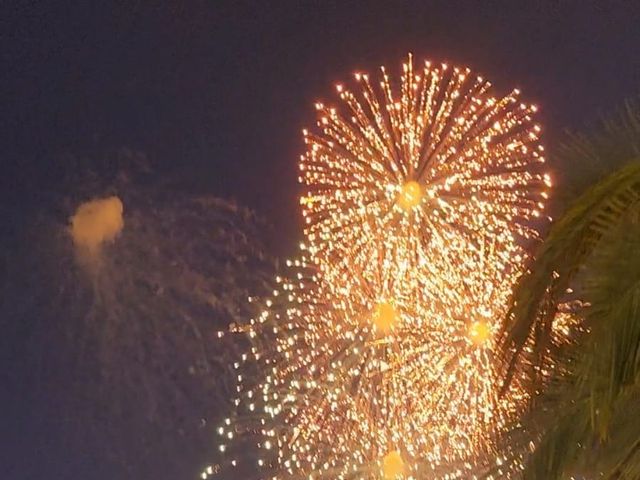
497;209;640;479
500;161;640;387
499;100;640;386
556;98;640;202
493;101;640;478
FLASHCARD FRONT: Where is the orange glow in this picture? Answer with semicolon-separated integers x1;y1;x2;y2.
469;320;491;346
70;196;123;253
382;451;406;479
373;301;397;334
397;181;423;210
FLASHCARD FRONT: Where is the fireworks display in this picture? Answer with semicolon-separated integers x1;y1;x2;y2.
299;54;550;292
203;55;564;479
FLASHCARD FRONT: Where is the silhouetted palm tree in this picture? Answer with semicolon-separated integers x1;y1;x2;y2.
499;101;640;479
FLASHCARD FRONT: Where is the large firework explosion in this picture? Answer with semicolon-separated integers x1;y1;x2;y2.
299;54;549;293
203;56;567;479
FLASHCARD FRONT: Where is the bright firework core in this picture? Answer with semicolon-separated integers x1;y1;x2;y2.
382;451;406;479
373;301;398;334
397;181;423;210
469;320;491;346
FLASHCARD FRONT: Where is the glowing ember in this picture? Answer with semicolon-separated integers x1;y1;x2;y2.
469;320;491;346
382;450;406;479
397;181;423;210
373;301;397;334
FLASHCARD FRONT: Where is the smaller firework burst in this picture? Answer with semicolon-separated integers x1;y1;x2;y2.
202;241;575;479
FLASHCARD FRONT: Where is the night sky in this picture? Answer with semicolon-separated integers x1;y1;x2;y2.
2;1;640;479
4;1;640;252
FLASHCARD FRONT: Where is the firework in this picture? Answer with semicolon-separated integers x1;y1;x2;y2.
299;54;549;292
205;243;539;479
203;56;561;479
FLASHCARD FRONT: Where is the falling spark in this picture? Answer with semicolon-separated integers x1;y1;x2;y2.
204;246;560;479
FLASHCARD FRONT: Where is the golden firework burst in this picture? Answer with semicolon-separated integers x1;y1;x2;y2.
299;54;550;292
204;246;556;479
201;56;567;480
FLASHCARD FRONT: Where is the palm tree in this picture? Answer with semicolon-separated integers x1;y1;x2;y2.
498;101;640;479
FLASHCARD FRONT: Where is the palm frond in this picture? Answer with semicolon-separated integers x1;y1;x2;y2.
579;210;640;439
497;210;640;479
498;98;640;386
499;161;640;386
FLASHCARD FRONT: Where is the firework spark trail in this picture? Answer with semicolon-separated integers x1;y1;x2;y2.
204;56;567;479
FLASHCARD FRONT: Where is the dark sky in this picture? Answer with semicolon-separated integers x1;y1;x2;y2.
2;2;640;479
3;0;640;254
